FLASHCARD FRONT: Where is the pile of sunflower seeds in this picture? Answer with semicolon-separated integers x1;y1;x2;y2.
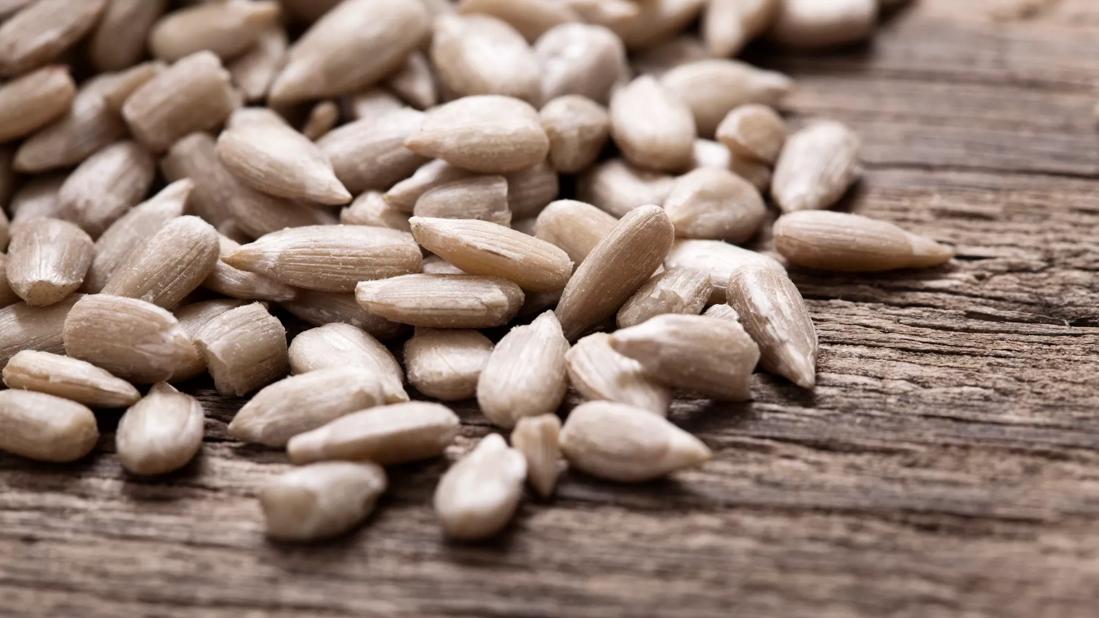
0;0;945;542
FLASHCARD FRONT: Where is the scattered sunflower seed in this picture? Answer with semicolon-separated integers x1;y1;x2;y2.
260;461;387;542
510;414;566;498
3;350;139;408
534;199;618;265
540;95;611;174
431;14;540;103
616;267;711;328
716;104;788;165
403;328;493;401
193;302;288;396
115;382;204;476
0;389;99;463
609;75;696;172
477;311;570;428
5;218;93;307
288;323;408;404
356;274;525;329
287;401;460;465
434;433;527;540
103;215;221;309
565;332;672;415
413;176;512;226
664;167;767;242
771;120;861;213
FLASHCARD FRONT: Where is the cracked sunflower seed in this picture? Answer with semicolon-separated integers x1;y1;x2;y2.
170;299;247;382
261;461;387;541
616;267;711;328
194;302;288;396
510;414;566;498
539;95;611;175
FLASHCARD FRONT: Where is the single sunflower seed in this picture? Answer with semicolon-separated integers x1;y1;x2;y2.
228;25;287;102
559;400;711;482
356;274;524;329
774;210;954;271
102;215;221;308
458;0;578;42
534;199;618;265
287;401;460;465
434;433;527;540
577;158;674;218
202;234;298;303
260;461;387;542
540;95;610;174
769;0;878;49
610;75;696;172
534;22;627;105
664;238;784;303
663;167;767;242
3;350;139;408
340;192;412;232
403;328;493;401
149;0;280;63
660;59;793;137
194;302;288;396
289;323;408;404
0;390;98;463
57;140;156;237
477;311;570;428
565;332;671;415
280;290;405;342
716;104;787;165
14;79;128;173
771;120;860;213
616;268;711;328
0;0;107;76
384;159;473;213
88;0;167;72
431;14;540;103
413;176;512;226
6;218;93;307
703;0;778;57
115;382;204;476
170;298;247;383
0;295;80;368
0;65;76;142
510;414;566;498
318;108;428;195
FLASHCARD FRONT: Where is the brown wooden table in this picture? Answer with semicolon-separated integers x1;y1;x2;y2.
3;1;1099;616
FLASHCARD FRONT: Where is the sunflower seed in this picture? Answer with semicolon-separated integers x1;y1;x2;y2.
664;239;784;303
102;216;220;308
610;75;696;172
772;120;860;213
356;274;524;329
229;367;384;447
510;414;566;497
2;350;138;408
302;100;339;140
410;217;572;293
0;0;107;76
280;290;405;341
0;390;98;463
202;235;298;303
534;199;618;265
539;95;610;174
616;268;711;328
226;225;421;292
150;0;280;63
413;176;512;226
289;323;408;403
228;25;286;102
703;0;778;57
10;174;65;225
404;328;493;401
608;0;706;50
477;311;569;428
577;159;674;218
0;65;76;142
769;0;878;48
716;104;787;165
384;51;437;110
774;210;954;271
287;400;459;466
726;264;817;388
0;296;80;368
115;382;203;476
64;294;194;383
344;89;404;122
14;81;127;173
340;192;412;232
89;61;165;112
458;0;578;42
89;0;167;72
664;167;767;242
261;461;387;541
565;332;671;415
431;14;540;103
505;161;559;219
661;59;793;137
559;0;639;26
383;159;473;213
555;205;675;340
692;139;775;191
534;23;627;105
6;218;93;307
56;140;155;237
703;303;741;322
405;95;550;174
194;302;288;396
434;433;526;540
269;0;430;104
559;401;711;482
170;299;247;382
122;51;237;153
318;108;428;195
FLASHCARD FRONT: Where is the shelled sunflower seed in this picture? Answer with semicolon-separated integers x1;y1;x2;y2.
0;0;949;543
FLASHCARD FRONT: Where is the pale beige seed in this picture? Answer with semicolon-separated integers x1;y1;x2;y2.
228;367;384;447
384;159;474;213
281;290;405;342
102;216;219;309
608;0;706;50
202;235;298;303
610;76;696;173
384;52;437;110
228;26;287;102
610;314;760;400
89;0;167;72
577;159;674;219
510;415;566;498
691;138;732;170
217;108;351;206
302;100;340;141
63;294;194;384
413;176;512;226
716;104;787;164
405;96;550;174
534;199;617;265
540;95;610;174
122;51;238;153
661;60;794;137
631;35;710;77
356;274;524;329
555;205;675;340
115;382;204;476
170;299;247;382
559;401;711;482
565;332;671;415
344;89;404;122
434;433;526;540
340;192;412;232
506;161;559;219
477;311;569;428
2;350;138;408
772;121;861;212
458;0;578;42
288;401;460;465
704;303;741;322
0;296;80;368
0;66;76;142
665;239;784;303
6;218;93;307
269;0;430;104
150;0;280;63
703;0;778;57
431;14;540;103
162;133;335;236
769;0;878;48
774;210;954;272
0;254;16;308
0;0;107;76
14;80;128;173
616;268;710;329
691;140;774;192
727;264;818;388
261;461;387;542
90;61;165;112
319;108;428;195
411;217;573;293
56;140;155;238
404;328;492;401
0;390;98;463
194;302;288;396
534;23;628;105
664;168;767;242
226;225;422;292
289;323;407;404
558;0;639;26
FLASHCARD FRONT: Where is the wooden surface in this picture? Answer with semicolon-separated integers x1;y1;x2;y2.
4;1;1099;616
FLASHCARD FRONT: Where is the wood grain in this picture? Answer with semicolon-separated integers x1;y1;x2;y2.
3;1;1099;616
